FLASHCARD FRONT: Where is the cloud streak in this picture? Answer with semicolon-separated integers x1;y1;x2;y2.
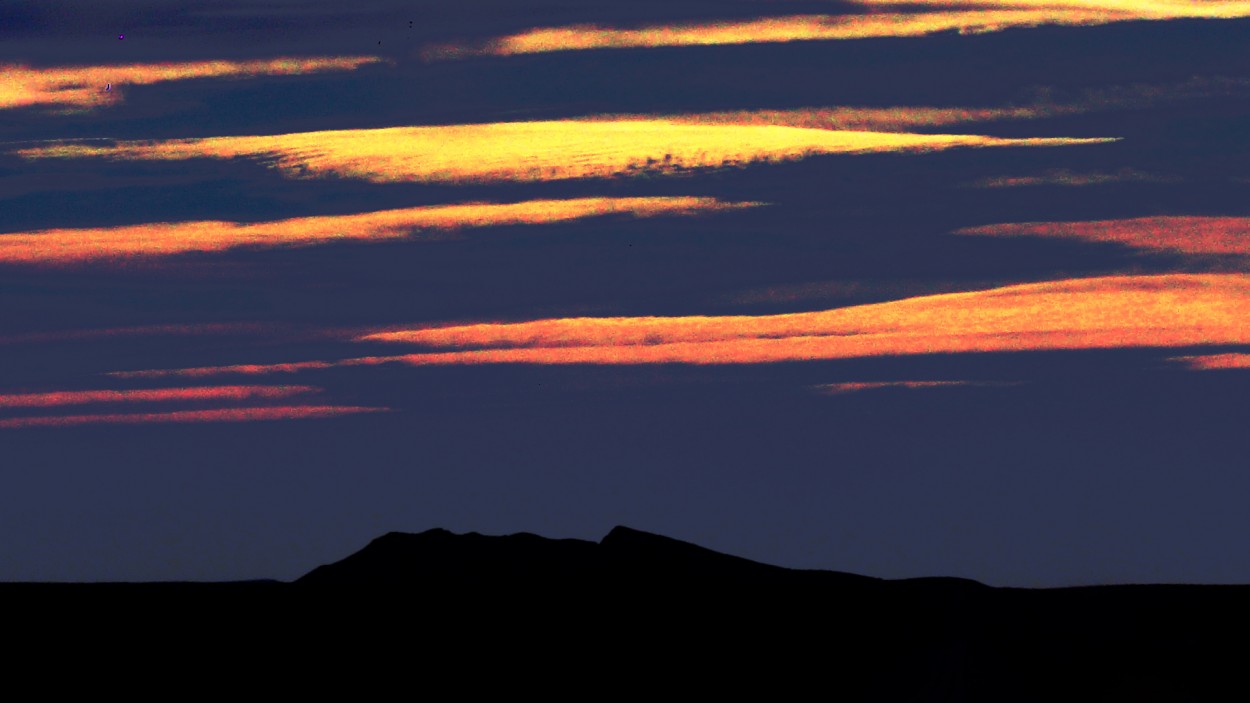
110;361;338;380
0;385;316;409
859;0;1250;14
589;77;1250;133
15;121;1114;185
423;2;1250;58
0;56;382;112
0;197;757;265
592;107;1051;133
956;216;1250;257
815;380;1010;395
0;381;383;430
0;405;386;429
1169;352;1250;370
969;168;1174;188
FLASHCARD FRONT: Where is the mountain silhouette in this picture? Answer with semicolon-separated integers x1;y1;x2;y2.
5;525;1247;700
296;525;880;589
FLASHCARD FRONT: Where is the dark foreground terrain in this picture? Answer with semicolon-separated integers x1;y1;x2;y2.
6;526;1245;699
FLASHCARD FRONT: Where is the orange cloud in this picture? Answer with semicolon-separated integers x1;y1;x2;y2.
1169;352;1250;370
423;3;1250;58
956;216;1250;257
361;274;1250;364
0;385;316;409
15;121;1114;185
0;197;756;265
111;274;1250;377
0;405;386;429
0;56;381;112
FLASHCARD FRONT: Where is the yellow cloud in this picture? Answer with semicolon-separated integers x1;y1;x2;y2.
0;56;381;112
16;121;1114;185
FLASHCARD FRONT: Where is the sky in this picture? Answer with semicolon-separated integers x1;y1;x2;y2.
2;0;1249;586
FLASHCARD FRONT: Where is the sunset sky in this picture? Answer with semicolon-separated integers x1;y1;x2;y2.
3;0;1249;586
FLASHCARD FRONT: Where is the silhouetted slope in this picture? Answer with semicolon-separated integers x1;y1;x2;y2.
599;524;862;583
296;528;600;586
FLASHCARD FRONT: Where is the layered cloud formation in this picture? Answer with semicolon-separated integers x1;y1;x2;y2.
356;274;1250;364
105;274;1250;379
